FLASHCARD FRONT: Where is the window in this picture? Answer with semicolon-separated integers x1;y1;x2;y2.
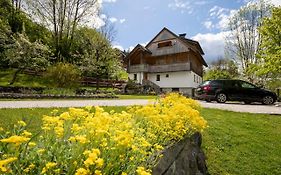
194;75;196;82
166;74;169;78
133;74;137;81
241;81;256;89
156;75;160;81
157;41;172;48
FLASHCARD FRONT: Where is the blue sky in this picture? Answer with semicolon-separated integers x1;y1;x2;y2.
100;0;281;63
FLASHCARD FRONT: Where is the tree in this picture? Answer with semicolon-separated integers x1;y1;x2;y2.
256;7;281;77
4;34;50;85
203;58;238;80
24;0;100;61
226;0;272;81
73;27;123;89
0;19;15;68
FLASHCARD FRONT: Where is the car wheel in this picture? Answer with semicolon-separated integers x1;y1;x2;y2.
262;96;274;105
216;93;227;103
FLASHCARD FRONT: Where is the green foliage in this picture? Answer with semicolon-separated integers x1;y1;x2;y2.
204;70;233;80
226;0;272;81
256;7;281;76
203;58;238;80
0;19;15;68
44;62;81;88
42;88;76;96
5;34;50;70
74;27;124;81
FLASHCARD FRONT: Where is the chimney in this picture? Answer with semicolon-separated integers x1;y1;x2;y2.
179;33;186;38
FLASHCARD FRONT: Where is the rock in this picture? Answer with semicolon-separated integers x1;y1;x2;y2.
152;132;208;175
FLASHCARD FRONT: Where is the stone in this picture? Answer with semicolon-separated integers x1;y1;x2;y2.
152;132;209;175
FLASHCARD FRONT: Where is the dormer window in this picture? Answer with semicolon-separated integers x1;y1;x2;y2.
158;41;172;48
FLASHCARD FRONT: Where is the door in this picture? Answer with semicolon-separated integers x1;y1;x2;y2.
144;73;148;80
239;81;259;101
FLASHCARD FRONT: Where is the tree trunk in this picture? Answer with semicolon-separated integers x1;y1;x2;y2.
96;77;100;90
9;68;23;85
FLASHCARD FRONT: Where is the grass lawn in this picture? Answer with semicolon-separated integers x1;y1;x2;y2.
0;107;280;174
0;69;48;87
200;108;281;175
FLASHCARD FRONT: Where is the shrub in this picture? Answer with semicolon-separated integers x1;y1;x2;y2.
44;62;81;88
0;93;207;174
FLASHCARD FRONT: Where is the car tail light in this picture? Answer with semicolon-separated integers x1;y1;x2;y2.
203;85;211;92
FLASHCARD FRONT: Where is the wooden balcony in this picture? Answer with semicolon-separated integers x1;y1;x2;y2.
128;64;149;73
128;63;191;73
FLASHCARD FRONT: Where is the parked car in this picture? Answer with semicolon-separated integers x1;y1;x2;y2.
195;79;277;105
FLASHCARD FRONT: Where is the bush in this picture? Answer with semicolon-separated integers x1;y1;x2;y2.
0;93;207;174
44;62;81;88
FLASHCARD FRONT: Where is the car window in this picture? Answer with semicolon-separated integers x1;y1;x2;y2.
241;81;256;89
211;80;222;86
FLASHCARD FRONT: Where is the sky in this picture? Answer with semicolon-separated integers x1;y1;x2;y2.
99;0;281;63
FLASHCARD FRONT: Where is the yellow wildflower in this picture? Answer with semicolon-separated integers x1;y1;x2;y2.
22;130;32;137
41;162;57;174
28;142;36;147
0;135;30;145
0;157;17;172
37;149;45;154
75;168;90;175
136;166;151;175
95;158;104;168
17;120;26;126
94;170;102;175
60;112;71;120
69;135;88;144
85;106;92;111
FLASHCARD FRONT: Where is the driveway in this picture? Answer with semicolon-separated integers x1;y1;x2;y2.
199;101;281;115
0;99;280;115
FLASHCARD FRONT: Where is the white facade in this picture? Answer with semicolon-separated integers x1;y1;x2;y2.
129;71;202;88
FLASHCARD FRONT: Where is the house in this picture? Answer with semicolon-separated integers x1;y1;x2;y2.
125;27;208;96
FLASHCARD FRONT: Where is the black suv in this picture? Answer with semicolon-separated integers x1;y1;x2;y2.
195;79;277;105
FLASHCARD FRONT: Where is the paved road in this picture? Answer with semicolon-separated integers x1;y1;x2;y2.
0;99;280;115
199;101;281;115
0;99;154;109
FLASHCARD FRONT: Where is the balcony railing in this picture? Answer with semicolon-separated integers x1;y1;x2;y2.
128;63;191;73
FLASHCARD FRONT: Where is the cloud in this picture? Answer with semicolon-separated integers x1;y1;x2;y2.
109;17;118;23
168;0;209;13
120;19;126;24
203;21;214;30
113;44;124;51
204;5;237;30
192;32;230;62
168;0;192;11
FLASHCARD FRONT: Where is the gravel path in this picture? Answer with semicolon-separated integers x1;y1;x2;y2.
0;99;154;109
200;101;281;115
0;99;280;115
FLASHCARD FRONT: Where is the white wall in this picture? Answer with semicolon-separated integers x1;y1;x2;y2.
128;73;143;84
147;71;202;88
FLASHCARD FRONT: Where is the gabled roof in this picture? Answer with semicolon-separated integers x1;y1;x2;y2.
127;27;208;67
126;44;152;59
181;38;205;55
145;27;205;55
